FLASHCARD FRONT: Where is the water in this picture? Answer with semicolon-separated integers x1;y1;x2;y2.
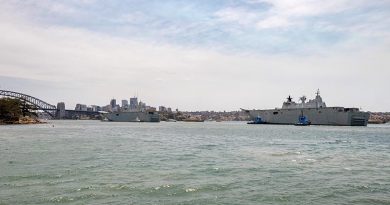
0;121;389;205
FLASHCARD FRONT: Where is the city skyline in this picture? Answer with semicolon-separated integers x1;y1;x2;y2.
0;1;389;111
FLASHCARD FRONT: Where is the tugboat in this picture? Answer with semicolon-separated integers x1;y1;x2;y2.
295;110;311;126
247;116;263;124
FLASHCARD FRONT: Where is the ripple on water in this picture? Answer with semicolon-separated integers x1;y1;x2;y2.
48;193;107;203
185;188;197;193
1;121;390;204
0;173;62;182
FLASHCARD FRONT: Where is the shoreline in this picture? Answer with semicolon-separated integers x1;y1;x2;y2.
0;117;47;125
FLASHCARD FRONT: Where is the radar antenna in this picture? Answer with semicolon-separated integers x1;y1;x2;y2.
300;95;307;103
316;89;320;96
287;95;293;102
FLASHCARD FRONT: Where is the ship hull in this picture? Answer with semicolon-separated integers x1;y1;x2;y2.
104;111;160;122
246;107;369;126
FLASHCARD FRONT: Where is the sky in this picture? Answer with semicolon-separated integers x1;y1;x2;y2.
0;0;389;111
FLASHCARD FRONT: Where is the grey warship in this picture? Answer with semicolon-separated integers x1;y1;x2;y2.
244;90;369;126
103;110;160;122
102;97;160;122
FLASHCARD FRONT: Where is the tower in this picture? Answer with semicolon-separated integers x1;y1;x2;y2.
110;99;116;109
56;102;66;119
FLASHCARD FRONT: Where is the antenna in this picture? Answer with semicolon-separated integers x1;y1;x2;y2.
300;95;307;103
287;95;292;102
316;89;320;96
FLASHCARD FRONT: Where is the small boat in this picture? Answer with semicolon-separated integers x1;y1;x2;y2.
295;111;311;126
247;116;263;124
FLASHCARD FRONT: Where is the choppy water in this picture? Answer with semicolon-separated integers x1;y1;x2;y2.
0;121;389;205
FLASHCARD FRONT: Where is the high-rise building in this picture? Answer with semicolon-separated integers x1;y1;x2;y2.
130;97;138;110
122;100;129;108
110;99;116;109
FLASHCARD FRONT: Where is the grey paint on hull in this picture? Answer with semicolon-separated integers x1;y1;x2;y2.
104;111;160;122
247;107;369;126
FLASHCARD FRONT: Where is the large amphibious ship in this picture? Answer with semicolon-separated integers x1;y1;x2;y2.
243;90;369;126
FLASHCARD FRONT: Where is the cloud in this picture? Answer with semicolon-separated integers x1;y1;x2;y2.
256;16;291;29
214;7;261;25
215;0;390;34
0;1;389;111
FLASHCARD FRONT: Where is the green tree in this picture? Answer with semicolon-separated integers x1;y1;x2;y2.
0;98;23;123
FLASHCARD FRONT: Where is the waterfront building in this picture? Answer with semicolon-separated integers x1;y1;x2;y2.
102;105;111;112
146;106;156;111
159;106;167;112
90;105;100;112
75;104;87;111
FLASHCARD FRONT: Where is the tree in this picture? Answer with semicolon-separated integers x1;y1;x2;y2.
0;98;23;123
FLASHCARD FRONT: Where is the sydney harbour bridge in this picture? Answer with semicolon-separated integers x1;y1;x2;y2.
0;90;99;119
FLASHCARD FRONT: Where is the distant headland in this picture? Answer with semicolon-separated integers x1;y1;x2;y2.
367;112;390;124
0;98;44;125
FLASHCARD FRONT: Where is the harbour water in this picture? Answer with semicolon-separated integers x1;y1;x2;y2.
0;121;389;204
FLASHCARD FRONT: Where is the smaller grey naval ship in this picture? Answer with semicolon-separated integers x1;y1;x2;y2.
103;110;160;122
243;90;369;126
101;97;160;122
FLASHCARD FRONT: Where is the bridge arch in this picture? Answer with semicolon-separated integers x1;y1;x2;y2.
0;90;57;117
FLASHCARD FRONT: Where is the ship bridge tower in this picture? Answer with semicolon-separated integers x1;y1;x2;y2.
315;89;322;102
315;89;326;108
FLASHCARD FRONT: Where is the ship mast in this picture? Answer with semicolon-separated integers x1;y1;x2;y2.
287;95;292;102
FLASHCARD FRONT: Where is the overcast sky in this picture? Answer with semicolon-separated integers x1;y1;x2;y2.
0;0;389;111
